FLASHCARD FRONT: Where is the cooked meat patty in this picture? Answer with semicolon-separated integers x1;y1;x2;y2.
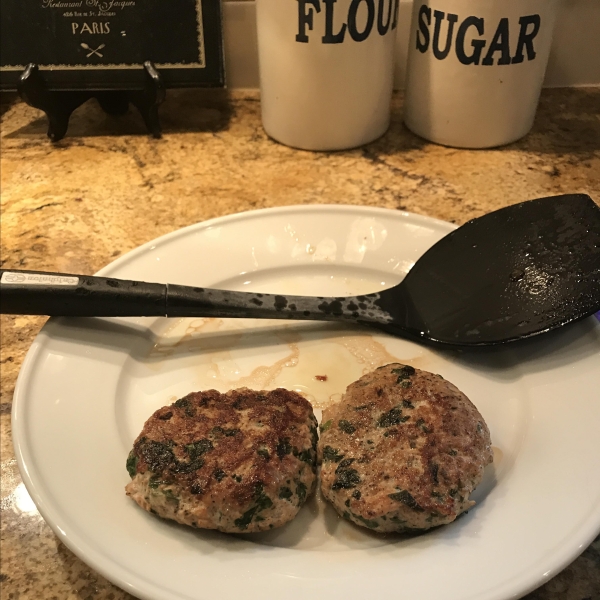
125;388;318;533
318;364;492;532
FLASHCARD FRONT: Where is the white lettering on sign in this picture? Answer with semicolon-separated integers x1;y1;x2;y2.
1;272;80;286
72;21;111;34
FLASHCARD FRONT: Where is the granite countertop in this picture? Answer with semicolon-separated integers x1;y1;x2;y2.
1;88;599;600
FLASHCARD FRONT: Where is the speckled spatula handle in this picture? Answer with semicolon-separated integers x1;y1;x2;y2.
0;269;378;323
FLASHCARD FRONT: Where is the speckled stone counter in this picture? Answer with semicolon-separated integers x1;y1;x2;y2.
1;88;599;600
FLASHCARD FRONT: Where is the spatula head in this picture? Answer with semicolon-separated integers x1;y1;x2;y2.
393;194;600;346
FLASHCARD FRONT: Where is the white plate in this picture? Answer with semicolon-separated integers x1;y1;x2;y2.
13;205;600;600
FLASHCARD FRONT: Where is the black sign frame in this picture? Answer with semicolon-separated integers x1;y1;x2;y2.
0;0;224;91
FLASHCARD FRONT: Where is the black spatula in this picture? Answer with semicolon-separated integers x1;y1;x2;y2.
2;194;599;347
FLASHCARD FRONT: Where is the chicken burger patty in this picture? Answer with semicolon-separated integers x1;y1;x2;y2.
318;364;492;532
126;388;318;533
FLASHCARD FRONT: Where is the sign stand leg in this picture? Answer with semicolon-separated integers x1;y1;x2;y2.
129;62;166;139
17;64;91;142
16;61;166;141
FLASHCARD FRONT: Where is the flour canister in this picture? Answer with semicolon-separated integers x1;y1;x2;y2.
256;0;400;151
404;0;559;148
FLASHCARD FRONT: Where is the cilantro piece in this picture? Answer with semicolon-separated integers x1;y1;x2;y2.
353;513;379;528
233;483;273;530
293;448;314;465
296;481;307;505
391;365;415;381
276;438;292;459
257;448;270;460
319;420;332;433
278;487;293;501
322;446;344;462
388;489;424;512
332;468;361;490
336;458;355;472
186;439;213;459
377;407;409;427
339;420;356;434
415;418;431;433
138;440;175;472
126;451;138;478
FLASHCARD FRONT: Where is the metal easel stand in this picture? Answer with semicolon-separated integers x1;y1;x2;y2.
17;62;166;142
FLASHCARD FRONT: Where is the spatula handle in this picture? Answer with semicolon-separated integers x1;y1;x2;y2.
0;269;167;316
0;268;388;324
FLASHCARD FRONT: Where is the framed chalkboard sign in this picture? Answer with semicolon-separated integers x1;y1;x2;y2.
0;0;224;90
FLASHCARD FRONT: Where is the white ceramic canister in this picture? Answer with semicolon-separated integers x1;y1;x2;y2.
256;0;400;151
403;0;559;148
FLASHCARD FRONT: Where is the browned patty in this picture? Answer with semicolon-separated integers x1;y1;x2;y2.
126;388;318;533
318;364;492;532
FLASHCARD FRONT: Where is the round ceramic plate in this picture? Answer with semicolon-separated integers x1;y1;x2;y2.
12;205;600;600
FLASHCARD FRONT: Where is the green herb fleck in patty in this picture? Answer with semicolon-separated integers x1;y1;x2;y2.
148;475;163;489
186;439;213;459
233;483;274;530
257;448;270;460
388;489;424;512
211;426;240;437
174;397;196;417
276;438;292;459
296;480;308;505
377;407;409;427
415;418;431;434
339;420;356;434
126;451;138;478
319;420;332;433
138;439;175;472
353;513;379;528
429;462;439;484
392;365;415;383
278;486;293;501
322;446;344;462
332;468;361;490
336;458;355;471
293;448;314;465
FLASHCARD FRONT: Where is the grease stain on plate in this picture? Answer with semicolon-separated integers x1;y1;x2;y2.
147;317;428;411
